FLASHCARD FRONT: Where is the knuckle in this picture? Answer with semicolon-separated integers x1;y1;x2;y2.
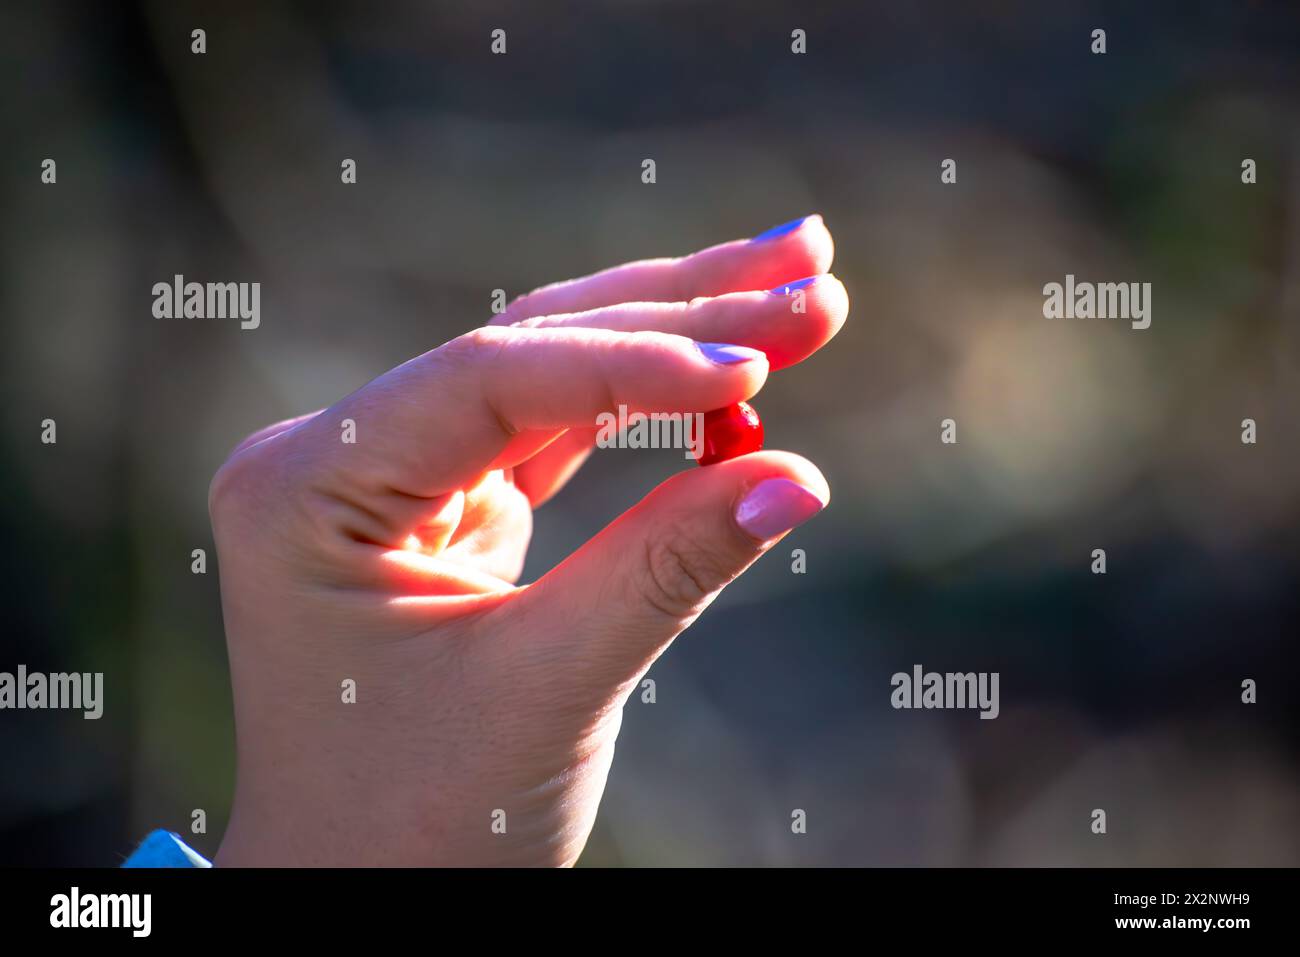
442;325;511;365
207;443;271;528
636;525;732;619
208;433;338;568
667;256;694;303
622;328;673;355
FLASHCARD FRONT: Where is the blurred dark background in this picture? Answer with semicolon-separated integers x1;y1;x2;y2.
2;0;1297;866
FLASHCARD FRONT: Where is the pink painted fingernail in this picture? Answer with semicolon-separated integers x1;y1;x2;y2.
734;478;826;540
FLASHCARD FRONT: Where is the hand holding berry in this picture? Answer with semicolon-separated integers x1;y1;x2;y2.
211;216;847;866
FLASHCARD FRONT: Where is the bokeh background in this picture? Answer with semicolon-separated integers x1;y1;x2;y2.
2;0;1298;866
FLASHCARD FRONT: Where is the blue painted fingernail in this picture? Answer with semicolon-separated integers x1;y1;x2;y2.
695;342;766;365
768;275;818;295
751;216;809;243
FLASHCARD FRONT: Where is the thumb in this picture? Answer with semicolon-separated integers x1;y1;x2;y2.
505;451;828;696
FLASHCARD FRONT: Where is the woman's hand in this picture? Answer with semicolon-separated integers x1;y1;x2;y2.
210;215;848;866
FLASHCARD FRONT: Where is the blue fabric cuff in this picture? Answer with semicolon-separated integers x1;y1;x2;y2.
122;829;212;868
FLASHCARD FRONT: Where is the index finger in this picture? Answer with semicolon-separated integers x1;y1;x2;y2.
284;327;770;504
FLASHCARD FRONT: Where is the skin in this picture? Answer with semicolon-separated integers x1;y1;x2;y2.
211;216;848;866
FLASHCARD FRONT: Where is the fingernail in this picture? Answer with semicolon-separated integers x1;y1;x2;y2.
696;342;766;365
734;478;826;541
751;216;809;243
768;275;818;295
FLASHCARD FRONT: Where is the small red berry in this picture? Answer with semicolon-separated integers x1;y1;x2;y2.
695;401;764;466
